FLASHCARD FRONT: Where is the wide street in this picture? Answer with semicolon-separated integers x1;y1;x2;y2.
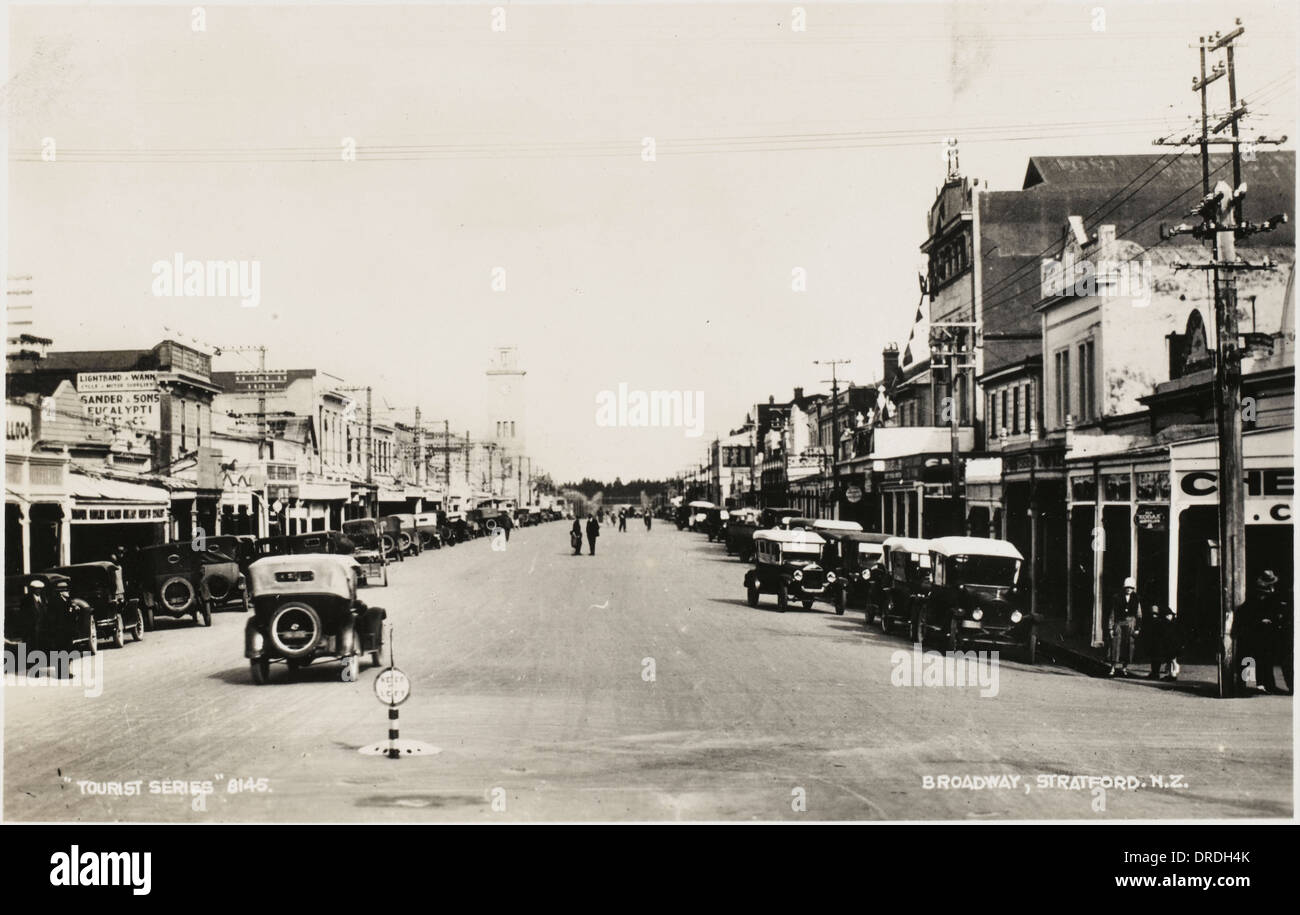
4;520;1292;822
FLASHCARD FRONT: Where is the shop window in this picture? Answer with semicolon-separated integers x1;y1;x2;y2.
1054;349;1071;426
1103;472;1131;503
1135;471;1170;502
1077;340;1097;421
1001;390;1009;435
1070;475;1096;503
1012;387;1021;434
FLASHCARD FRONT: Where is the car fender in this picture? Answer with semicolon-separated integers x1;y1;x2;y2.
244;617;265;659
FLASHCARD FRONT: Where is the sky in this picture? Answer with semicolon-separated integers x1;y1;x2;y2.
5;0;1296;482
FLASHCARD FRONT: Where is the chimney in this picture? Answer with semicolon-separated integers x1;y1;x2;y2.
882;344;900;384
793;387;804;402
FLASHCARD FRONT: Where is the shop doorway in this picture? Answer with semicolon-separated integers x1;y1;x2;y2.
28;503;62;572
1246;524;1293;595
1100;504;1132;609
6;504;24;575
1068;506;1096;637
1176;506;1220;656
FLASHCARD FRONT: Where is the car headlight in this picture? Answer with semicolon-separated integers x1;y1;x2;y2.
793;570;803;582
1010;610;1023;623
861;570;870;580
826;572;836;583
971;608;983;621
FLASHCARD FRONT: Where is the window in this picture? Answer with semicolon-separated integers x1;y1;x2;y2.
1001;390;1009;435
180;399;187;451
1025;382;1034;433
1054;349;1071;426
1077;340;1096;421
1011;386;1021;434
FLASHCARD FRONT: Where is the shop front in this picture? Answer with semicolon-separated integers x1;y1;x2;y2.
1168;427;1294;656
1065;444;1172;645
835;468;874;530
67;471;171;564
1001;442;1067;620
877;453;959;538
963;457;1003;538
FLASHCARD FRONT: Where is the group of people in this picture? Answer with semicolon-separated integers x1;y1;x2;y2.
1105;571;1293;694
569;508;652;555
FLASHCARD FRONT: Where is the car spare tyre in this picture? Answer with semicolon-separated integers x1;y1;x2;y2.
268;601;323;658
159;576;197;613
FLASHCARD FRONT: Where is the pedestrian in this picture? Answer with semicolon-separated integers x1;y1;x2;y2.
1146;605;1183;681
570;516;583;556
1235;570;1292;694
586;513;601;555
1106;576;1144;677
644;511;652;532
618;509;627;532
500;511;514;542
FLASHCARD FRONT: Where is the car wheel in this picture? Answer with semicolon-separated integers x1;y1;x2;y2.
197;601;212;627
85;612;99;654
835;589;846;616
776;584;788;612
1024;627;1038;665
111;614;125;649
159;576;196;614
880;598;893;634
250;657;271;685
746;585;759;608
946;618;960;653
268;602;322;658
131;607;144;642
142;603;155;632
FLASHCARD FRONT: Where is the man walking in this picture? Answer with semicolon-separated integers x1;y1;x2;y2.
618;509;627;533
1106;577;1143;677
570;516;583;556
586;513;601;555
644;510;652;532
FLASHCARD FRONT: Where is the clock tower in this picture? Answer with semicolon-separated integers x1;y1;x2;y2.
485;345;526;466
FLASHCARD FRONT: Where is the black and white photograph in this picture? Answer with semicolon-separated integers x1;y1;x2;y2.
1;0;1296;878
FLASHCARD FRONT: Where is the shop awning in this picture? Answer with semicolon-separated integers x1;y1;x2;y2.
68;472;170;524
378;488;407;502
964;457;1003;485
869;426;975;462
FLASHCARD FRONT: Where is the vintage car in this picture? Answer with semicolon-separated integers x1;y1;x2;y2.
809;518;865;534
256;531;354;558
818;531;890;614
412;512;444;550
443;511;470;544
685;500;715;532
243;554;388;685
723;508;762;560
380;514;423;557
340;519;390;587
875;536;933;636
126;543;235;628
5;573;99;653
204;535;258;576
759;507;802;529
46;562;144;648
743;528;831;611
917;537;1035;661
700;506;731;542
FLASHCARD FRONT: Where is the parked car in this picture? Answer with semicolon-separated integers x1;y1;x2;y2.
818;530;889;614
126;543;233;628
743;528;830;611
917;537;1036;661
381;514;423;557
256;531;355;558
875;536;933;637
413;512;444;550
339;519;389;586
5;573;98;653
45;562;144;648
724;508;762;560
444;511;469;544
759;507;802;529
243;553;387;685
204;535;258;577
700;506;731;541
809;518;864;534
685;501;715;532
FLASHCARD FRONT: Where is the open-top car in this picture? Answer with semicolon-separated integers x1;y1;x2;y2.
443;511;469;544
743;528;830;611
126;543;229;629
45;562;144;648
243;553;388;685
875;536;933;636
5;573;98;653
724;508;762;560
918;537;1035;661
340;518;390;587
818;530;890;615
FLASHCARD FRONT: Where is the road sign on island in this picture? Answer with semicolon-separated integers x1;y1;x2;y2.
374;666;411;706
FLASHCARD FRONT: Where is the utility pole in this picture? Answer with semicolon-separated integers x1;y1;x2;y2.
815;359;851;519
413;406;423;489
1157;19;1287;698
444;420;452;494
930;323;975;535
